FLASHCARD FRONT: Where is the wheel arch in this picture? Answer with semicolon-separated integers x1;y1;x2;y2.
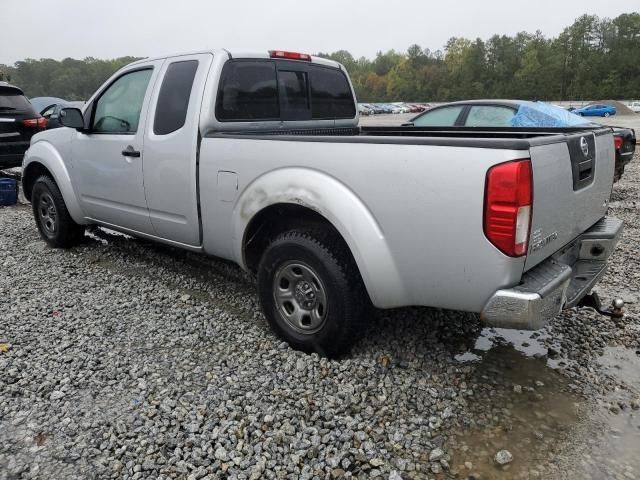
234;168;407;308
22;142;86;224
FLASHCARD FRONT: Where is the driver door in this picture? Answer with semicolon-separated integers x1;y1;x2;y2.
71;61;163;234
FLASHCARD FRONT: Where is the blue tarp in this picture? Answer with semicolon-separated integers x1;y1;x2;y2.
511;101;591;127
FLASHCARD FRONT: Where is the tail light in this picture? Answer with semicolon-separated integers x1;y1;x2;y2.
613;135;623;151
23;117;47;128
269;50;312;61
484;159;533;257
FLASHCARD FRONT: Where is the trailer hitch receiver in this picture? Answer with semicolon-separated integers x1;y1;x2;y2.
578;292;624;319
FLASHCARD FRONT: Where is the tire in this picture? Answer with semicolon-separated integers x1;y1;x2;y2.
257;229;366;357
604;112;610;117
614;166;624;183
31;175;85;248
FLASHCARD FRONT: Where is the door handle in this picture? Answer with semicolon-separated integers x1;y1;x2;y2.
122;146;141;158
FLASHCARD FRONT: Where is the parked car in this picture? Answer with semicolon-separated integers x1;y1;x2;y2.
391;103;411;114
373;103;392;114
358;104;373;116
406;99;635;182
414;103;432;111
30;97;85;129
365;104;385;114
406;104;423;113
573;104;616;117
629;101;640;114
29;97;68;116
0;82;46;170
22;49;622;357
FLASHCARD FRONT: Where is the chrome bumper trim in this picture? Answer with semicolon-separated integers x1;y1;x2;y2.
480;217;623;330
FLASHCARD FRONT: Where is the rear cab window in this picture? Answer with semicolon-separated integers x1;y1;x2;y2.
215;61;279;121
215;59;356;123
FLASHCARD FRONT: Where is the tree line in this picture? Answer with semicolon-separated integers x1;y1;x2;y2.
1;13;639;103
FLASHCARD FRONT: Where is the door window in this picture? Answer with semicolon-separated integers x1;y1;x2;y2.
154;60;199;135
465;106;516;127
92;69;153;133
412;106;464;126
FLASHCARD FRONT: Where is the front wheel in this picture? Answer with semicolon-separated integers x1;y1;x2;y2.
32;175;85;248
257;229;367;357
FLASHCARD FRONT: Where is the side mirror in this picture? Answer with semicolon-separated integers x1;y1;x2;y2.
59;108;85;130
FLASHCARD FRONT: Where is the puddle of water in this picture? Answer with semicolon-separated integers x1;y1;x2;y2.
598;345;640;387
451;334;640;479
451;345;582;479
455;327;572;369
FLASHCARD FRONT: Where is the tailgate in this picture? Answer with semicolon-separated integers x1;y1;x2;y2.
525;128;614;270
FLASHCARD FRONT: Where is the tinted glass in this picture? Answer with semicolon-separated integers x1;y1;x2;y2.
154;60;198;135
216;61;279;121
279;70;310;117
93;69;152;133
310;67;355;119
465;105;516;127
0;92;36;113
42;105;57;118
412;106;464;126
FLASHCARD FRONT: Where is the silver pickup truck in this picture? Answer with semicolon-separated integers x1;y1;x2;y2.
22;49;623;356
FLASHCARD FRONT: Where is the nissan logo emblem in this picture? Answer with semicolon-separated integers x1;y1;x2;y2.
580;136;589;157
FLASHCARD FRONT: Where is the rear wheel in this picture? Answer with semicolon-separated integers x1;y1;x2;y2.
257;229;366;357
604;112;611;117
32;175;85;248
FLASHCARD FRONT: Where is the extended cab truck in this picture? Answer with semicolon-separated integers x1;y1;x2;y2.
22;49;623;356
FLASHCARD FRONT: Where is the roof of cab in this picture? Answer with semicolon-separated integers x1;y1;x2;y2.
128;49;342;69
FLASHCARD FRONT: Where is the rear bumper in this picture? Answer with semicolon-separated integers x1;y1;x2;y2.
480;217;623;330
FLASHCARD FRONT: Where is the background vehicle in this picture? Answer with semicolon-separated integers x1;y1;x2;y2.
358;104;373;116
573;104;616;117
629;101;640;113
22;50;622;357
365;103;385;114
406;99;635;182
0;82;46;170
30;97;86;129
406;104;424;113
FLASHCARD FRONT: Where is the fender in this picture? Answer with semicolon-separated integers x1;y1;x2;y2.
23;140;87;225
232;167;407;308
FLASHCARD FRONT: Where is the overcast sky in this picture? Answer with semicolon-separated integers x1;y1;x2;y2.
0;0;637;65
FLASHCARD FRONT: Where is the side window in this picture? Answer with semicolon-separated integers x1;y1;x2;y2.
93;69;153;133
465;106;516;127
41;105;56;118
216;61;279;121
309;67;355;119
279;70;310;118
154;60;199;135
412;106;464;126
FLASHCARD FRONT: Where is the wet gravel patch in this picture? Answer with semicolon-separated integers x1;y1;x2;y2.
1;155;639;480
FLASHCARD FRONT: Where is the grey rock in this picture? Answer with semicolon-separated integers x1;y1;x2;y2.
494;450;513;465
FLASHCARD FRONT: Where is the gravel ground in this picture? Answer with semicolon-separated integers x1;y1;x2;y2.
1;155;639;480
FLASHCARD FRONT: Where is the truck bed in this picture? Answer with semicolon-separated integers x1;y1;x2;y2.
209;124;610;150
